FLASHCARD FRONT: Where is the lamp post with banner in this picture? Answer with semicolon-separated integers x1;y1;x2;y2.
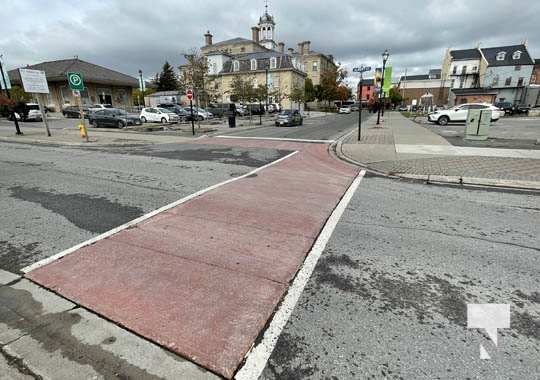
352;65;371;141
376;49;390;125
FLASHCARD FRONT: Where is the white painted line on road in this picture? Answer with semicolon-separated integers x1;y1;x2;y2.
21;150;299;273
216;135;336;144
234;169;366;380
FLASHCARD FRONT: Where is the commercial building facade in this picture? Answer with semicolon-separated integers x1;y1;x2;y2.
8;58;138;111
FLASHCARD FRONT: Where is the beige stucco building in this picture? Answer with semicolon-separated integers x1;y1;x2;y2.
197;7;335;109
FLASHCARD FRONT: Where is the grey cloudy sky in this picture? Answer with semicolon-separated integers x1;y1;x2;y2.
2;0;539;87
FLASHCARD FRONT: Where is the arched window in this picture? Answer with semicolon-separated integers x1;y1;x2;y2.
251;59;257;70
233;60;240;72
496;51;506;61
512;50;522;60
270;57;277;69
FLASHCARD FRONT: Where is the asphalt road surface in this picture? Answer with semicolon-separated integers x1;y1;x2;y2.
262;176;540;379
219;112;364;141
0;141;290;272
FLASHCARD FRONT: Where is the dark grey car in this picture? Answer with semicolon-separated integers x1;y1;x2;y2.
89;109;141;128
275;110;303;127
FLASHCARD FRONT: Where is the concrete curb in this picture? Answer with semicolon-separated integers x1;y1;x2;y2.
334;132;540;192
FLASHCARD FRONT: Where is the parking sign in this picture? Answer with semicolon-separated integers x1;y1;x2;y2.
67;72;85;91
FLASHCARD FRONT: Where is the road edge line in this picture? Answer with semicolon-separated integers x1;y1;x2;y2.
215;135;335;144
21;150;299;273
234;169;366;380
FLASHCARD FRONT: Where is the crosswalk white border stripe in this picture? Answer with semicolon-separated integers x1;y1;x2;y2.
234;169;366;380
21;150;299;273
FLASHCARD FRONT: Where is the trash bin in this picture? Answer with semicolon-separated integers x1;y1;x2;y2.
227;104;236;128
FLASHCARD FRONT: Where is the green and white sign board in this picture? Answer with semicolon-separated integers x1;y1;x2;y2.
67;72;85;91
383;66;392;96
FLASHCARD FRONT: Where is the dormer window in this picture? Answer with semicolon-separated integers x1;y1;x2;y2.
250;59;257;70
270;57;277;69
496;51;506;61
512;50;522;60
233;60;240;72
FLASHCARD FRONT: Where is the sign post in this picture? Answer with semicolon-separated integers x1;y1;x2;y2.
0;58;22;135
67;72;89;142
19;68;51;136
352;65;371;141
186;88;194;136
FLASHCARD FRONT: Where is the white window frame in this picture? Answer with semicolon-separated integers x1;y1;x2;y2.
496;51;506;61
512;50;522;60
270;57;277;69
250;59;257;71
233;60;240;72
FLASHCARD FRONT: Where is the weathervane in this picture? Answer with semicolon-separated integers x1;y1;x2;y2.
264;0;269;14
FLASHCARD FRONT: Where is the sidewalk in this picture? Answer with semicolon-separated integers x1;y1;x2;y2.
339;112;540;190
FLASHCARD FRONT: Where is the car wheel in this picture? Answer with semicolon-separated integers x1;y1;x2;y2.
91;120;99;128
437;116;449;126
140;116;147;123
117;120;125;129
161;117;167;124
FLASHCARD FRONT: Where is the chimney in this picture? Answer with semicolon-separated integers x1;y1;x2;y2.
297;42;303;55
251;26;260;43
278;42;285;53
204;30;213;46
288;48;294;55
303;41;311;54
328;54;334;62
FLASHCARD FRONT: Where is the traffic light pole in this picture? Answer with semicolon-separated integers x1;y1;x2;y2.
0;60;22;135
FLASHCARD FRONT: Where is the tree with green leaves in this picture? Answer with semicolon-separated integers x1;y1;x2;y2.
319;65;348;107
288;85;305;111
389;86;403;105
304;78;316;103
157;62;178;91
178;49;210;107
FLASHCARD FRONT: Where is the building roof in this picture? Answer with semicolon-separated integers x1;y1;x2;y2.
400;74;430;81
480;44;534;66
357;78;374;86
8;58;138;87
450;48;481;60
429;69;442;79
210;37;255;48
221;51;304;74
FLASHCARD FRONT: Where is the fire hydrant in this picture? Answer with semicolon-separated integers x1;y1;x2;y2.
78;123;87;139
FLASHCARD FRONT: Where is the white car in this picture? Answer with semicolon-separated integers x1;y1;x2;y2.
89;104;113;111
338;106;352;114
428;103;504;125
140;107;179;123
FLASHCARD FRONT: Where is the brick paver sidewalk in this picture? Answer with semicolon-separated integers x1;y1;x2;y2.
340;112;540;188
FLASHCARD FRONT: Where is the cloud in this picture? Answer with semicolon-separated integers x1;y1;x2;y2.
1;0;539;86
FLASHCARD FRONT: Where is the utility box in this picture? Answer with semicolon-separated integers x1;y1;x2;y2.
465;109;491;141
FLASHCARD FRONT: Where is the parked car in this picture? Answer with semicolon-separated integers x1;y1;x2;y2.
246;104;265;115
63;105;90;119
350;103;360;112
9;103;43;122
157;103;190;121
494;102;514;115
89;104;113;111
338;106;352;114
206;103;232;118
88;108;141;128
182;107;212;120
398;105;408;112
275;110;303;127
514;104;531;115
427;103;504;125
140;107;179;123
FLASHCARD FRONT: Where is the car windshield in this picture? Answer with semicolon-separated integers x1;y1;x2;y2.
157;108;170;113
115;110;127;115
27;104;40;110
279;111;292;116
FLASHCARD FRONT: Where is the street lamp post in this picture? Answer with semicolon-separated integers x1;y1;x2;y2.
138;69;145;109
352;65;371;141
376;49;390;125
0;58;22;135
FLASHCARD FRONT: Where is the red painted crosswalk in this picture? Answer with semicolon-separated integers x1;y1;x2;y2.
26;139;358;378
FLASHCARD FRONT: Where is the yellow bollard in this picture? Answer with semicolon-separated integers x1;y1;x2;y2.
78;123;87;139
